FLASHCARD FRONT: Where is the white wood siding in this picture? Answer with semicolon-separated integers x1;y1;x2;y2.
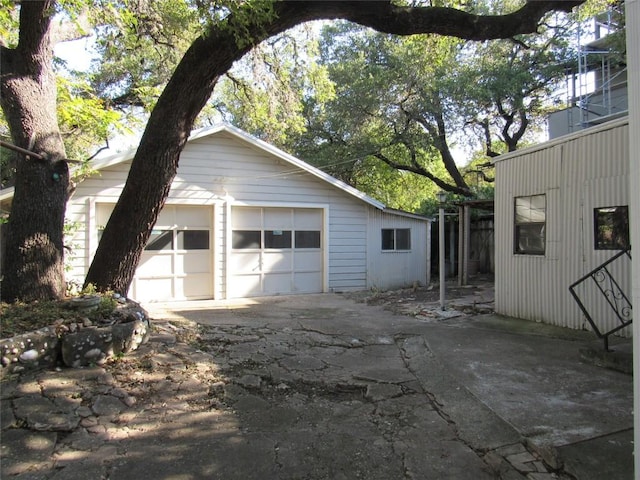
494;119;630;335
66;129;429;299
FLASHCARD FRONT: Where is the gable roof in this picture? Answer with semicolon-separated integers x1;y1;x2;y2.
1;124;431;221
91;123;387;211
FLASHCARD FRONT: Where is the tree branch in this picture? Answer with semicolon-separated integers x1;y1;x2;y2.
373;151;471;196
290;1;585;40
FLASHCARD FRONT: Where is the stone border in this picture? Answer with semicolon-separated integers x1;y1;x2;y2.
1;301;150;378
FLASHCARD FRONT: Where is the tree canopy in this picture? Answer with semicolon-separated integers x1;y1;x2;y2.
221;7;577;205
1;0;585;301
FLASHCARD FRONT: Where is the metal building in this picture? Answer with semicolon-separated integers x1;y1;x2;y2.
493;117;631;338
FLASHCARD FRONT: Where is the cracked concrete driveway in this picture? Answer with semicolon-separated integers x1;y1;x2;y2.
141;292;633;480
145;295;508;479
2;292;632;480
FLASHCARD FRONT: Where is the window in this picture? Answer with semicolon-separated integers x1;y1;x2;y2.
514;195;546;255
265;230;292;249
232;230;261;249
177;230;209;250
146;230;173;251
381;228;411;251
594;206;629;250
295;231;321;249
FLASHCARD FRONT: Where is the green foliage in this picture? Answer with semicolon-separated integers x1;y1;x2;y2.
291;25;473;197
88;0;201;111
0;0;18;47
56;75;125;161
214;22;333;146
216;0;277;49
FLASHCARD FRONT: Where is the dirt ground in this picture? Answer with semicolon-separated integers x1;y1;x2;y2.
349;274;495;315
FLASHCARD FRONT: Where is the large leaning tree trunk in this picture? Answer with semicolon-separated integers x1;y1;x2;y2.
1;1;70;302
85;0;583;295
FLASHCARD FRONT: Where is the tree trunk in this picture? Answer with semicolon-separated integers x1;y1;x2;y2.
85;0;584;294
0;1;69;302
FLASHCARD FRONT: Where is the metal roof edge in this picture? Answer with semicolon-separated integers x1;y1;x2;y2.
492;116;629;165
381;207;431;222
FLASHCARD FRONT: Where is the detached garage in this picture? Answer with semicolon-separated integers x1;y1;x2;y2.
63;124;431;302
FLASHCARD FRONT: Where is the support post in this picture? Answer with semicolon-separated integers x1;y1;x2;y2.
437;191;447;310
458;205;464;287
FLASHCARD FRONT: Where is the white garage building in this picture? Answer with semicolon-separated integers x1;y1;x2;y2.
65;124;431;302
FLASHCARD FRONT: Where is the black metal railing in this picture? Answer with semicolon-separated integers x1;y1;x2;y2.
569;248;632;350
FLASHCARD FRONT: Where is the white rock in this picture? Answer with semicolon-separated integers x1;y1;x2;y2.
19;349;39;362
84;348;103;360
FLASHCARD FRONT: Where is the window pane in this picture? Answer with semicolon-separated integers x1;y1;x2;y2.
514;197;531;223
515;224;545;254
395;229;411;250
232;230;261;249
265;230;292;249
594;206;629;250
514;195;546;255
515;195;546;223
295;230;321;248
381;229;395;250
146;230;173;251
177;230;209;250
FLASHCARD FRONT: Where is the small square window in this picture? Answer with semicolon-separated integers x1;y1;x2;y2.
382;228;411;251
594;206;629;250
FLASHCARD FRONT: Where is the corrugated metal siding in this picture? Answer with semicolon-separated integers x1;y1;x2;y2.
366;209;430;290
495;146;562;323
495;120;630;336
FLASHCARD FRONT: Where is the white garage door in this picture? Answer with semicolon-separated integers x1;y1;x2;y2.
96;204;213;302
229;207;323;298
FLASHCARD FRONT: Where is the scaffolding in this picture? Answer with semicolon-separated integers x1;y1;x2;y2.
555;9;628;137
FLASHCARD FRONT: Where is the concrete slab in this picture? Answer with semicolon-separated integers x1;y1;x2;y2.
3;292;632;480
146;294;634;478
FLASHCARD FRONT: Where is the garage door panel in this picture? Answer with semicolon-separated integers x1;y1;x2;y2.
136;253;173;276
264;272;292;294
294;251;322;270
262;251;293;272
134;278;173;303
229;274;262;297
229;252;261;272
232;208;261;228
177;252;211;274
179;274;212;298
293;272;323;293
229;206;323;298
264;208;293;229
155;206;176;227
178;206;210;226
